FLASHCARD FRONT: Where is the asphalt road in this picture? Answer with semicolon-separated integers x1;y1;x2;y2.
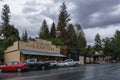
0;63;120;80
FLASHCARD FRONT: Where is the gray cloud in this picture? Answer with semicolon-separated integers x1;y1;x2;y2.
6;0;120;45
23;0;60;28
23;0;120;29
69;0;120;28
25;13;42;24
0;0;3;2
22;7;38;13
24;0;40;7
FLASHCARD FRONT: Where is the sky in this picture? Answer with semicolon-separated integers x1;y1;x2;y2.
0;0;120;45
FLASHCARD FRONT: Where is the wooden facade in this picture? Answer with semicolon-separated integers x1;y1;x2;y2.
4;39;65;63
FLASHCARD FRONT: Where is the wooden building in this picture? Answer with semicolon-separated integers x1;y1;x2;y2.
4;39;65;63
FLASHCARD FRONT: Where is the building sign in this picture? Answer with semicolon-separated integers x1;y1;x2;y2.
19;39;60;53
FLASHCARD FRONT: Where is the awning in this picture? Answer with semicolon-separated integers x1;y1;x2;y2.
20;49;66;57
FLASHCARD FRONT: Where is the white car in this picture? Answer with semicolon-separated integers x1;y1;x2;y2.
64;59;80;67
47;60;58;69
57;61;68;67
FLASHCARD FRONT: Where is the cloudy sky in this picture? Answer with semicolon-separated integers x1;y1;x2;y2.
0;0;120;45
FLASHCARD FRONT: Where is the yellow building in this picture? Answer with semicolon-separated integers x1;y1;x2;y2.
4;39;65;63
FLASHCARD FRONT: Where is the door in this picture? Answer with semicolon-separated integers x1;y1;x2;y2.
5;62;13;71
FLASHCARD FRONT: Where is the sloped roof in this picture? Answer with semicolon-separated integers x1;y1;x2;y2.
20;49;66;57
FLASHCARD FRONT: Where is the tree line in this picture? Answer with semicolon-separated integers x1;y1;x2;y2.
22;2;87;50
0;2;120;62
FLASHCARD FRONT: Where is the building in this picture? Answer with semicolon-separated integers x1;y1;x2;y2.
67;49;85;64
4;39;65;63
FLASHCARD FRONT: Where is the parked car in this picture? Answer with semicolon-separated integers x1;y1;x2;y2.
95;60;100;64
0;61;29;72
57;61;68;67
64;59;80;67
25;58;50;70
47;60;58;69
111;60;116;63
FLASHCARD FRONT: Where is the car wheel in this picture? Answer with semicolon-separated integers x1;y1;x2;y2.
41;65;46;70
0;69;3;72
75;63;79;67
17;68;22;72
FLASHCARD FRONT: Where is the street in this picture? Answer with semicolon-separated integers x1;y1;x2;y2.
0;63;120;80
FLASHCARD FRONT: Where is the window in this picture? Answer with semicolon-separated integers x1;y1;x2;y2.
68;54;71;58
14;62;19;65
64;59;72;62
7;62;13;65
29;58;35;62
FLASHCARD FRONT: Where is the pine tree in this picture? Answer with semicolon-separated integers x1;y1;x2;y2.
39;19;49;40
0;4;19;63
1;4;11;27
75;24;86;49
112;30;120;59
102;30;120;60
94;33;102;51
65;24;77;48
2;25;19;40
21;30;28;41
50;22;56;38
57;2;71;41
1;4;19;40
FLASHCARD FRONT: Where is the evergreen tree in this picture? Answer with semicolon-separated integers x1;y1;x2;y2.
39;19;49;40
65;24;77;48
94;33;102;51
21;30;28;41
50;22;56;38
57;2;71;41
0;4;19;63
1;4;10;27
102;37;113;56
2;25;19;40
112;30;120;59
1;4;19;40
103;30;120;60
75;24;86;49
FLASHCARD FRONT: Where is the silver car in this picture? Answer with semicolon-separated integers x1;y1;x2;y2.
57;61;68;67
48;60;58;69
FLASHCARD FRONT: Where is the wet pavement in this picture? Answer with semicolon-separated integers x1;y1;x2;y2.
0;63;120;80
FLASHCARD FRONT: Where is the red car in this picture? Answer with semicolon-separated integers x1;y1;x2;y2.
0;61;29;72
